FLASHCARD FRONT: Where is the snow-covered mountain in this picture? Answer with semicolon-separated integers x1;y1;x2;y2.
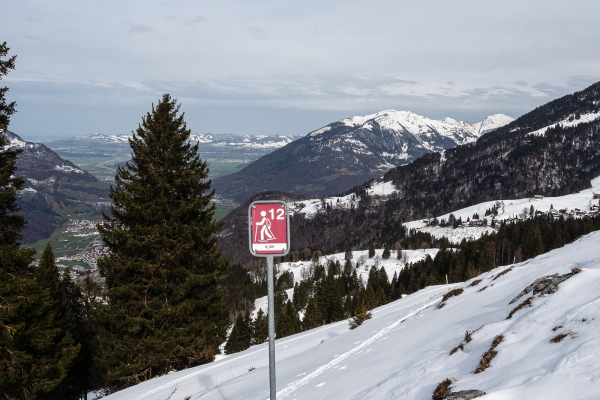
2;130;95;183
70;132;302;149
316;110;513;163
102;229;600;400
213;111;514;203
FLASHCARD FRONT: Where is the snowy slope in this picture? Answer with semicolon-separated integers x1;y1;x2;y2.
103;231;600;400
405;175;600;243
290;175;600;244
528;112;600;136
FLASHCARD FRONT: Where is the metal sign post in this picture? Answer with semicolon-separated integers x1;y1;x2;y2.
248;201;290;400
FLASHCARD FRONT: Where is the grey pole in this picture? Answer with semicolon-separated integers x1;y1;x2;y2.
266;255;276;400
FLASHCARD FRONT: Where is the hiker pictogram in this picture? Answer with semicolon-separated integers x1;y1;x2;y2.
255;211;276;242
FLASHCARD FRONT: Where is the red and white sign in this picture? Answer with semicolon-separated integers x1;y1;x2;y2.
249;201;289;255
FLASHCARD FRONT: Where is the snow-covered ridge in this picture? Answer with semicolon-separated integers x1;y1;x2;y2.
103;230;600;400
289;174;600;245
72;133;302;149
309;110;514;143
528;111;600;136
288;179;397;217
405;174;600;243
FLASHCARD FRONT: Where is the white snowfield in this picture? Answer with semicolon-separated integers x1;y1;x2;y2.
528;111;600;137
103;231;600;400
406;175;600;244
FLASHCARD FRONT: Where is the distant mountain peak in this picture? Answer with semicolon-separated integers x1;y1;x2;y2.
214;110;514;203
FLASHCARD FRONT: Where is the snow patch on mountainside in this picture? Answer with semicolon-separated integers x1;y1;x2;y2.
102;230;600;400
528;111;600;136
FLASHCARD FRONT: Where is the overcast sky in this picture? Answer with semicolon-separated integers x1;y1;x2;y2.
3;0;600;141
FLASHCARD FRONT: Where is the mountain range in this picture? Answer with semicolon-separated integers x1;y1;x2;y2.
63;132;303;149
217;81;600;266
212;112;513;204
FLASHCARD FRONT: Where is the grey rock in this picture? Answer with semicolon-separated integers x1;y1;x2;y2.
444;390;486;399
509;272;573;304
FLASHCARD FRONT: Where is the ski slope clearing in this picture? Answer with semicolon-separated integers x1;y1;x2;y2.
103;231;600;400
528;112;600;137
406;175;600;244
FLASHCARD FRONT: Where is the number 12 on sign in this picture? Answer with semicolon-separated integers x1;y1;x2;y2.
248;201;290;256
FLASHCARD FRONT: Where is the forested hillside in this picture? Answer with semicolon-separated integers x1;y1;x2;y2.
218;81;600;266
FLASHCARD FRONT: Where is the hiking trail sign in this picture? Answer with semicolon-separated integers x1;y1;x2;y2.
248;201;290;256
248;200;290;400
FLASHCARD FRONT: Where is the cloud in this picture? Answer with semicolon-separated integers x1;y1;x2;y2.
185;15;204;26
247;27;266;40
129;24;153;34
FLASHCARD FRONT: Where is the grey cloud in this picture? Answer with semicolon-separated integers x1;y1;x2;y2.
513;81;528;86
185;15;204;26
25;34;42;41
129;24;153;34
247;27;266;40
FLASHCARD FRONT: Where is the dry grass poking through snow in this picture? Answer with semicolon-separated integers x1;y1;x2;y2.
432;378;453;400
442;288;464;302
474;335;504;373
550;331;575;343
507;296;534;319
437;288;464;309
469;279;482;287
492;267;513;280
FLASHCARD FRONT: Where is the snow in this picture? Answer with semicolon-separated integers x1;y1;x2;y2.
102;231;600;400
287;178;399;218
308;126;331;137
54;164;84;174
74;133;300;149
338;110;514;143
528;112;600;137
406;174;600;243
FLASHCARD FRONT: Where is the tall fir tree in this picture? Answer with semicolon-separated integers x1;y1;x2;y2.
1;42;79;400
96;94;230;391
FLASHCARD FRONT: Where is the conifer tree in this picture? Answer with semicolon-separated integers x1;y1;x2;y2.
302;297;321;330
35;245;83;400
382;244;391;259
368;242;376;258
348;301;371;330
224;312;252;354
96;94;230;391
253;309;268;344
1;42;79;399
